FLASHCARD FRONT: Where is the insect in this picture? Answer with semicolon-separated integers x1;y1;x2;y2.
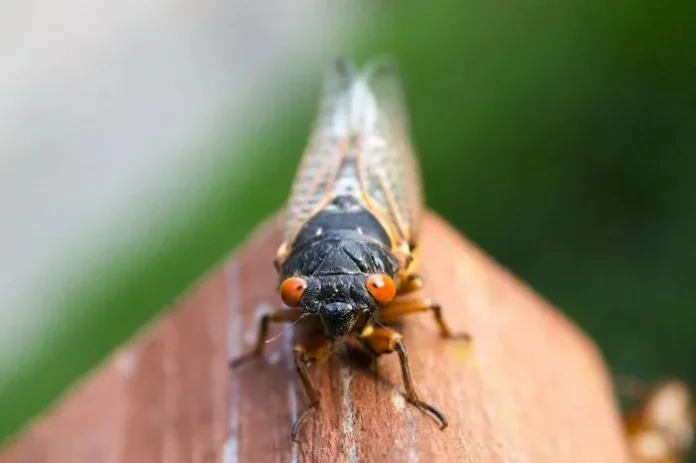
229;56;469;442
618;376;694;463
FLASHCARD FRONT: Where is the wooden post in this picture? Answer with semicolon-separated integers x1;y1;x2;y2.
0;212;632;462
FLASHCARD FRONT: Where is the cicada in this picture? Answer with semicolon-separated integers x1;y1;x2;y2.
230;56;469;442
619;376;694;463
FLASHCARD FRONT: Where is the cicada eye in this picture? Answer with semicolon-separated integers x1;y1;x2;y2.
365;273;397;305
280;276;307;307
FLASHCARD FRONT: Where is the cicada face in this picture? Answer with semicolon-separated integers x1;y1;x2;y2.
277;198;401;338
282;273;379;338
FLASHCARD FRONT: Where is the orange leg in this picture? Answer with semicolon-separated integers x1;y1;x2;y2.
397;273;424;295
377;294;470;340
291;336;333;442
229;307;304;368
359;325;448;429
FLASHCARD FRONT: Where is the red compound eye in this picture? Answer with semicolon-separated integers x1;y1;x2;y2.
365;273;397;305
280;277;307;307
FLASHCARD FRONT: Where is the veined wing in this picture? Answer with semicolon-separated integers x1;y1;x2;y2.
355;58;423;250
281;57;424;252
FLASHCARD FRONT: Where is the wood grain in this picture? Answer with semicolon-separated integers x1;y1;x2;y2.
0;212;632;462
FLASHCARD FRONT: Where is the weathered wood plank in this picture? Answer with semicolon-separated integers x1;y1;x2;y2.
0;212;632;462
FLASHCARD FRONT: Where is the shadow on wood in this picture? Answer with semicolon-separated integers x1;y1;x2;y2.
0;212;632;462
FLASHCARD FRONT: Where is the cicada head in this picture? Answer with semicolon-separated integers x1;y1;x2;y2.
278;233;400;338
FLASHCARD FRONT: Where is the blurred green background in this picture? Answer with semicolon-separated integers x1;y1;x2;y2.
2;0;695;458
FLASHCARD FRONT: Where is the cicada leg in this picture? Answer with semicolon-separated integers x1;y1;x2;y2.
397;273;424;295
359;325;448;429
291;337;333;443
229;307;304;368
377;293;471;341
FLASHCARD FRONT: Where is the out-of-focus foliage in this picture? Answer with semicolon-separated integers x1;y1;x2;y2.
3;1;695;459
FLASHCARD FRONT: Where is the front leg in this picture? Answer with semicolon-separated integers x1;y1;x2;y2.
291;336;333;442
360;325;448;429
377;293;471;341
229;307;304;368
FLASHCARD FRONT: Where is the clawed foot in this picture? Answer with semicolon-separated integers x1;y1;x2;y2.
445;331;473;342
408;395;448;430
228;350;261;369
291;404;319;443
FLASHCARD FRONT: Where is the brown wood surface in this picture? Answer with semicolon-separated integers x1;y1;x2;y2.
0;212;632;463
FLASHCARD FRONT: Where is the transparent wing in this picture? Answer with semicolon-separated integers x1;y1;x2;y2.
357;58;423;248
281;57;424;251
281;58;358;247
